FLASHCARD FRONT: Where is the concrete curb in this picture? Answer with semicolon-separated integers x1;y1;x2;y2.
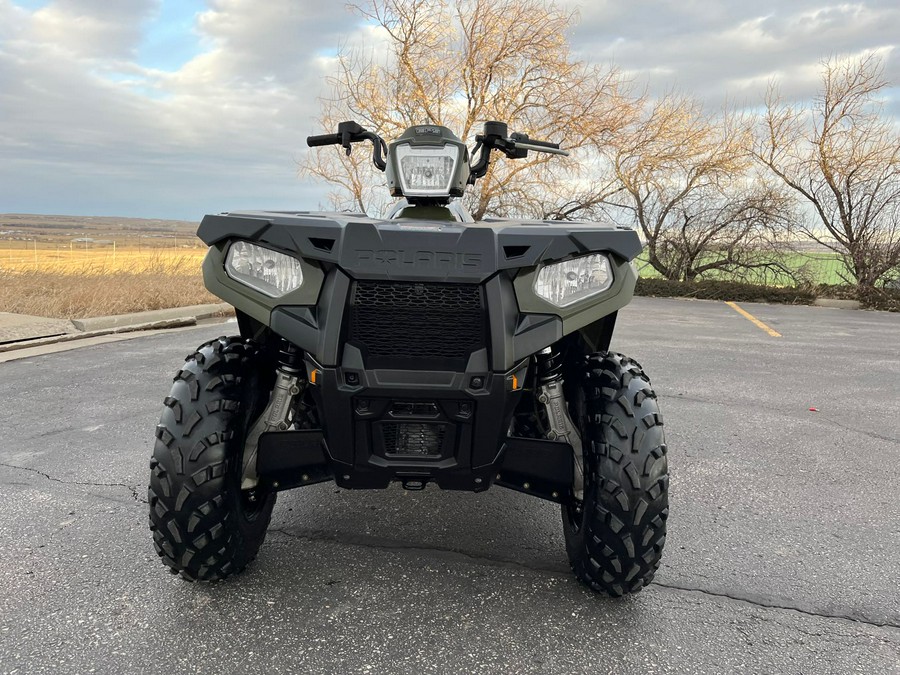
813;298;861;310
71;303;232;331
0;303;234;353
0;313;76;344
0;318;197;353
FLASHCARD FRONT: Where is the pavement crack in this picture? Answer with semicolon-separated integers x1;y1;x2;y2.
815;416;900;444
271;529;900;633
666;394;899;445
13;408;161;444
268;527;570;576
0;461;147;504
653;581;900;632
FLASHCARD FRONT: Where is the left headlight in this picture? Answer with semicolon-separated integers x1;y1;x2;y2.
225;241;303;297
533;253;613;307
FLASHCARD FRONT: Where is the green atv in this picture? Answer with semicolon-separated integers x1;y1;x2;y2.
149;121;668;596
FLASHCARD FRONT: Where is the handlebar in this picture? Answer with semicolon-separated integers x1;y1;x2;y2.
306;121;387;171
307;119;567;185
469;121;568;181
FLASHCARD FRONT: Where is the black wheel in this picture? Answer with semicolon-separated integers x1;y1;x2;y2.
562;352;668;596
148;336;275;581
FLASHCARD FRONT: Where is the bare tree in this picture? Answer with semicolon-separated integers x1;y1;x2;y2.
302;0;633;219
755;53;900;290
600;94;792;282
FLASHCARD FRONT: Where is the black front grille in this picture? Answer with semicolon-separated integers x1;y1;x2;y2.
382;422;445;457
390;401;440;418
348;281;486;367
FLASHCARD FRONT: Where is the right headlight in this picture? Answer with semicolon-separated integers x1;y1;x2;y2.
225;241;303;297
533;253;613;307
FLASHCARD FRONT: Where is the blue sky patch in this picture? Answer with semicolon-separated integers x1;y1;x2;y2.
12;0;50;9
137;0;206;72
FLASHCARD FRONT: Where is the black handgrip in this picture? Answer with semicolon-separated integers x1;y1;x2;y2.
306;133;342;148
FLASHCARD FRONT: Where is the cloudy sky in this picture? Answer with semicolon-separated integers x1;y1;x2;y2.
1;0;898;220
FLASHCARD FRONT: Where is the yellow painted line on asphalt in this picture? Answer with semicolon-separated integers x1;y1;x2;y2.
725;301;782;338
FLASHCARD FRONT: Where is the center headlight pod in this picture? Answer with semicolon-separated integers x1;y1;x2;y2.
385;125;469;198
225;241;303;297
395;144;461;196
533;253;613;307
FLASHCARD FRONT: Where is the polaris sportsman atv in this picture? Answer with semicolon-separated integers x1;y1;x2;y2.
149;121;668;596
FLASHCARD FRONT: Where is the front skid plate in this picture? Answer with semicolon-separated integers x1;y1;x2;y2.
257;430;574;503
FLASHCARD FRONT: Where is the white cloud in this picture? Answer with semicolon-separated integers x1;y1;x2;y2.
1;0;898;219
29;0;157;59
0;0;366;217
566;0;900;106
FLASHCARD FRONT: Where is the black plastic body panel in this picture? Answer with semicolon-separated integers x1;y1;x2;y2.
198;210;642;283
304;358;523;492
271;268;558;371
256;426;574;503
198;209;641;499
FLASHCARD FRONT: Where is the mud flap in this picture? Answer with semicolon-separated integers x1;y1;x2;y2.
257;430;331;490
496;437;574;504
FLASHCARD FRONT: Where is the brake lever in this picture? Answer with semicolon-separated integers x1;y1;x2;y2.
509;141;570;157
507;131;569;157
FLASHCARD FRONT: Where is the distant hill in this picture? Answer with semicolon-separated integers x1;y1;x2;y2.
0;214;200;243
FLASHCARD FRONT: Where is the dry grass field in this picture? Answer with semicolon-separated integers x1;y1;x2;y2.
0;244;216;319
0;243;205;272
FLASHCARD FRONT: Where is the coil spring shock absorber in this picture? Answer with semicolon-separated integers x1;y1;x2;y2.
240;339;304;490
536;346;564;386
277;340;304;374
279;341;318;429
535;345;584;500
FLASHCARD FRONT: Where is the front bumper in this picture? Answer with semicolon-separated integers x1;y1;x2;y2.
253;271;576;500
302;355;527;489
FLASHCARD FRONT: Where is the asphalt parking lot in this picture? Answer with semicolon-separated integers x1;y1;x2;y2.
0;296;898;674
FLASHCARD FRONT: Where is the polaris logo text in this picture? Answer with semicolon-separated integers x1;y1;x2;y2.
355;250;482;269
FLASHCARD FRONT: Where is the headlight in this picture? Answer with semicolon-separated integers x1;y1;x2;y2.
533;254;613;307
225;241;303;297
395;144;461;196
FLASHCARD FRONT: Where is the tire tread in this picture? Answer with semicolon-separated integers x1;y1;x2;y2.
564;352;669;596
148;336;274;582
